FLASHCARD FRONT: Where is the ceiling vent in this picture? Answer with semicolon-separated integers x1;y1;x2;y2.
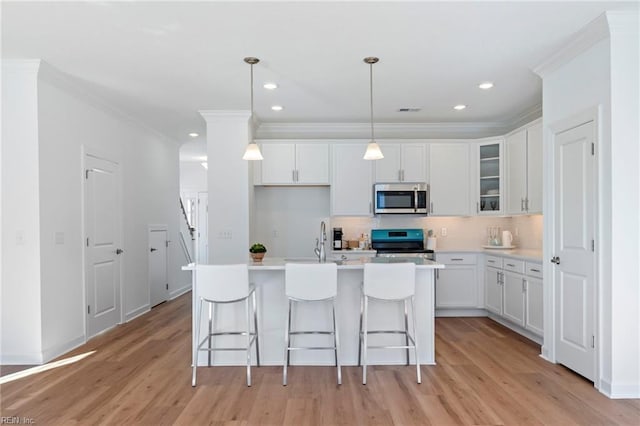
397;108;422;112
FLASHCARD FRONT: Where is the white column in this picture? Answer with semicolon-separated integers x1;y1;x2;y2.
200;110;252;264
1;60;44;364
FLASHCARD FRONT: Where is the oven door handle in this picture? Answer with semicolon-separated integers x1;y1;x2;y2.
414;188;418;213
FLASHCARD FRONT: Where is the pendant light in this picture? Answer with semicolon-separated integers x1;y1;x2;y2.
363;57;384;160
242;57;264;161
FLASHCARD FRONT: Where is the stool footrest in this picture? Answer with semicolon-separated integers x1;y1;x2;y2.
366;344;415;350
197;334;257;352
290;331;334;335
287;346;337;351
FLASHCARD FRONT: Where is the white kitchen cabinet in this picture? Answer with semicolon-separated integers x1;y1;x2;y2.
502;270;526;326
435;253;478;308
375;143;426;183
485;254;543;338
476;139;504;215
331;144;373;216
428;143;471;216
259;143;329;185
524;261;544;335
485;264;503;315
505;121;542;214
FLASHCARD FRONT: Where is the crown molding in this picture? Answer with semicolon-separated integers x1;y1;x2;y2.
534;13;610;78
1;59;42;75
255;120;524;140
199;110;251;123
35;60;175;144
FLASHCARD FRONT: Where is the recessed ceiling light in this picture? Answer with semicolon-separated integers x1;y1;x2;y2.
453;104;467;110
263;82;278;90
271;105;284;111
478;82;494;90
189;132;199;137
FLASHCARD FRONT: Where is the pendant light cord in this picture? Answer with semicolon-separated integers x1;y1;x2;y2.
369;62;375;142
250;62;254;121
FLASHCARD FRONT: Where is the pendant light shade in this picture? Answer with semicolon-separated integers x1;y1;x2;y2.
243;57;263;161
363;57;383;160
242;142;263;160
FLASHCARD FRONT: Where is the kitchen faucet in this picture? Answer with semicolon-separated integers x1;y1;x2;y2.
314;221;327;263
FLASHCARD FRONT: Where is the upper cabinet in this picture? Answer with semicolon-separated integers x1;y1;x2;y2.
428;143;471;216
256;143;330;185
331;144;373;216
476;139;504;215
374;143;426;183
505;121;542;215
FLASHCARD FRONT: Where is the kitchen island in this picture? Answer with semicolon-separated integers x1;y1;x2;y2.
183;257;444;367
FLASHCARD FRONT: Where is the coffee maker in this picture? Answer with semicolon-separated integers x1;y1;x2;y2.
332;227;343;250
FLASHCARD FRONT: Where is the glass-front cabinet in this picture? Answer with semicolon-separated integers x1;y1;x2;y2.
477;139;503;215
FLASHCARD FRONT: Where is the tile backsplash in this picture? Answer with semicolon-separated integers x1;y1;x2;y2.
330;214;543;250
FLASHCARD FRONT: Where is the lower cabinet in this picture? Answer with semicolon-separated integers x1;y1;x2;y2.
435;253;479;308
484;255;543;338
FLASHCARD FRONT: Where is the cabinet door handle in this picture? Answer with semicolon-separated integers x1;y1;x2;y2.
530;268;541;273
488;259;495;263
521;198;525;211
522;278;526;292
398;170;402;182
506;263;515;267
436;269;439;279
451;258;464;261
292;170;296;182
525;198;529;211
402;170;405;181
476;202;479;213
430;202;434;213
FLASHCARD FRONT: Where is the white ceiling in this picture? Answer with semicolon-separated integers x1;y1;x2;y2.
2;1;637;161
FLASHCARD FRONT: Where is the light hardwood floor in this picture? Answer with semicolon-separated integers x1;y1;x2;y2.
1;292;638;425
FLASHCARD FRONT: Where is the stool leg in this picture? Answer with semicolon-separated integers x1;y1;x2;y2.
253;290;260;367
192;298;203;387
362;295;369;385
332;298;342;385
208;302;214;367
283;299;292;386
404;299;410;366
357;291;363;367
245;297;252;387
411;296;421;384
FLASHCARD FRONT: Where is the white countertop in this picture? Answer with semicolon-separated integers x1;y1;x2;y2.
183;256;444;271
436;248;542;262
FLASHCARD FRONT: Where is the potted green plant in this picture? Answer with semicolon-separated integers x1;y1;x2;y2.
249;243;267;262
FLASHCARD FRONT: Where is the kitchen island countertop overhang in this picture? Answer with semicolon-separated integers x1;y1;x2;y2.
183;258;444;368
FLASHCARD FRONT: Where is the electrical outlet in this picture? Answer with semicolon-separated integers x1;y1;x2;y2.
441;227;447;237
217;230;232;239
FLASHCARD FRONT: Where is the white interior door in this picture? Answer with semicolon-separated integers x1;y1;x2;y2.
197;192;208;263
84;154;122;338
553;121;595;381
149;227;168;307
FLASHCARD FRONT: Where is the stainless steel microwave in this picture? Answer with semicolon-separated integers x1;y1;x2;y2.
374;183;429;214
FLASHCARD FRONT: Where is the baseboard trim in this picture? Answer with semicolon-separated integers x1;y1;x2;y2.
41;335;86;363
435;308;488;317
599;379;640;399
170;284;191;300
0;352;44;365
125;304;150;322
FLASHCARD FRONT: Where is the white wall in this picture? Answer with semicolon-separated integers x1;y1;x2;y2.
1;60;183;364
540;11;639;398
179;162;207;195
253;186;330;258
1;61;44;363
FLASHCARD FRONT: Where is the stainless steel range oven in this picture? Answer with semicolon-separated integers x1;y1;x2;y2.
371;229;435;261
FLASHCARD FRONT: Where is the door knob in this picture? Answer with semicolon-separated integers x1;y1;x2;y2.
116;248;124;255
550;256;560;264
150;247;157;252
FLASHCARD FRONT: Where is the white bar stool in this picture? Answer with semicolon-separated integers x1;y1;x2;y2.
359;262;421;385
283;263;341;386
192;264;259;387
